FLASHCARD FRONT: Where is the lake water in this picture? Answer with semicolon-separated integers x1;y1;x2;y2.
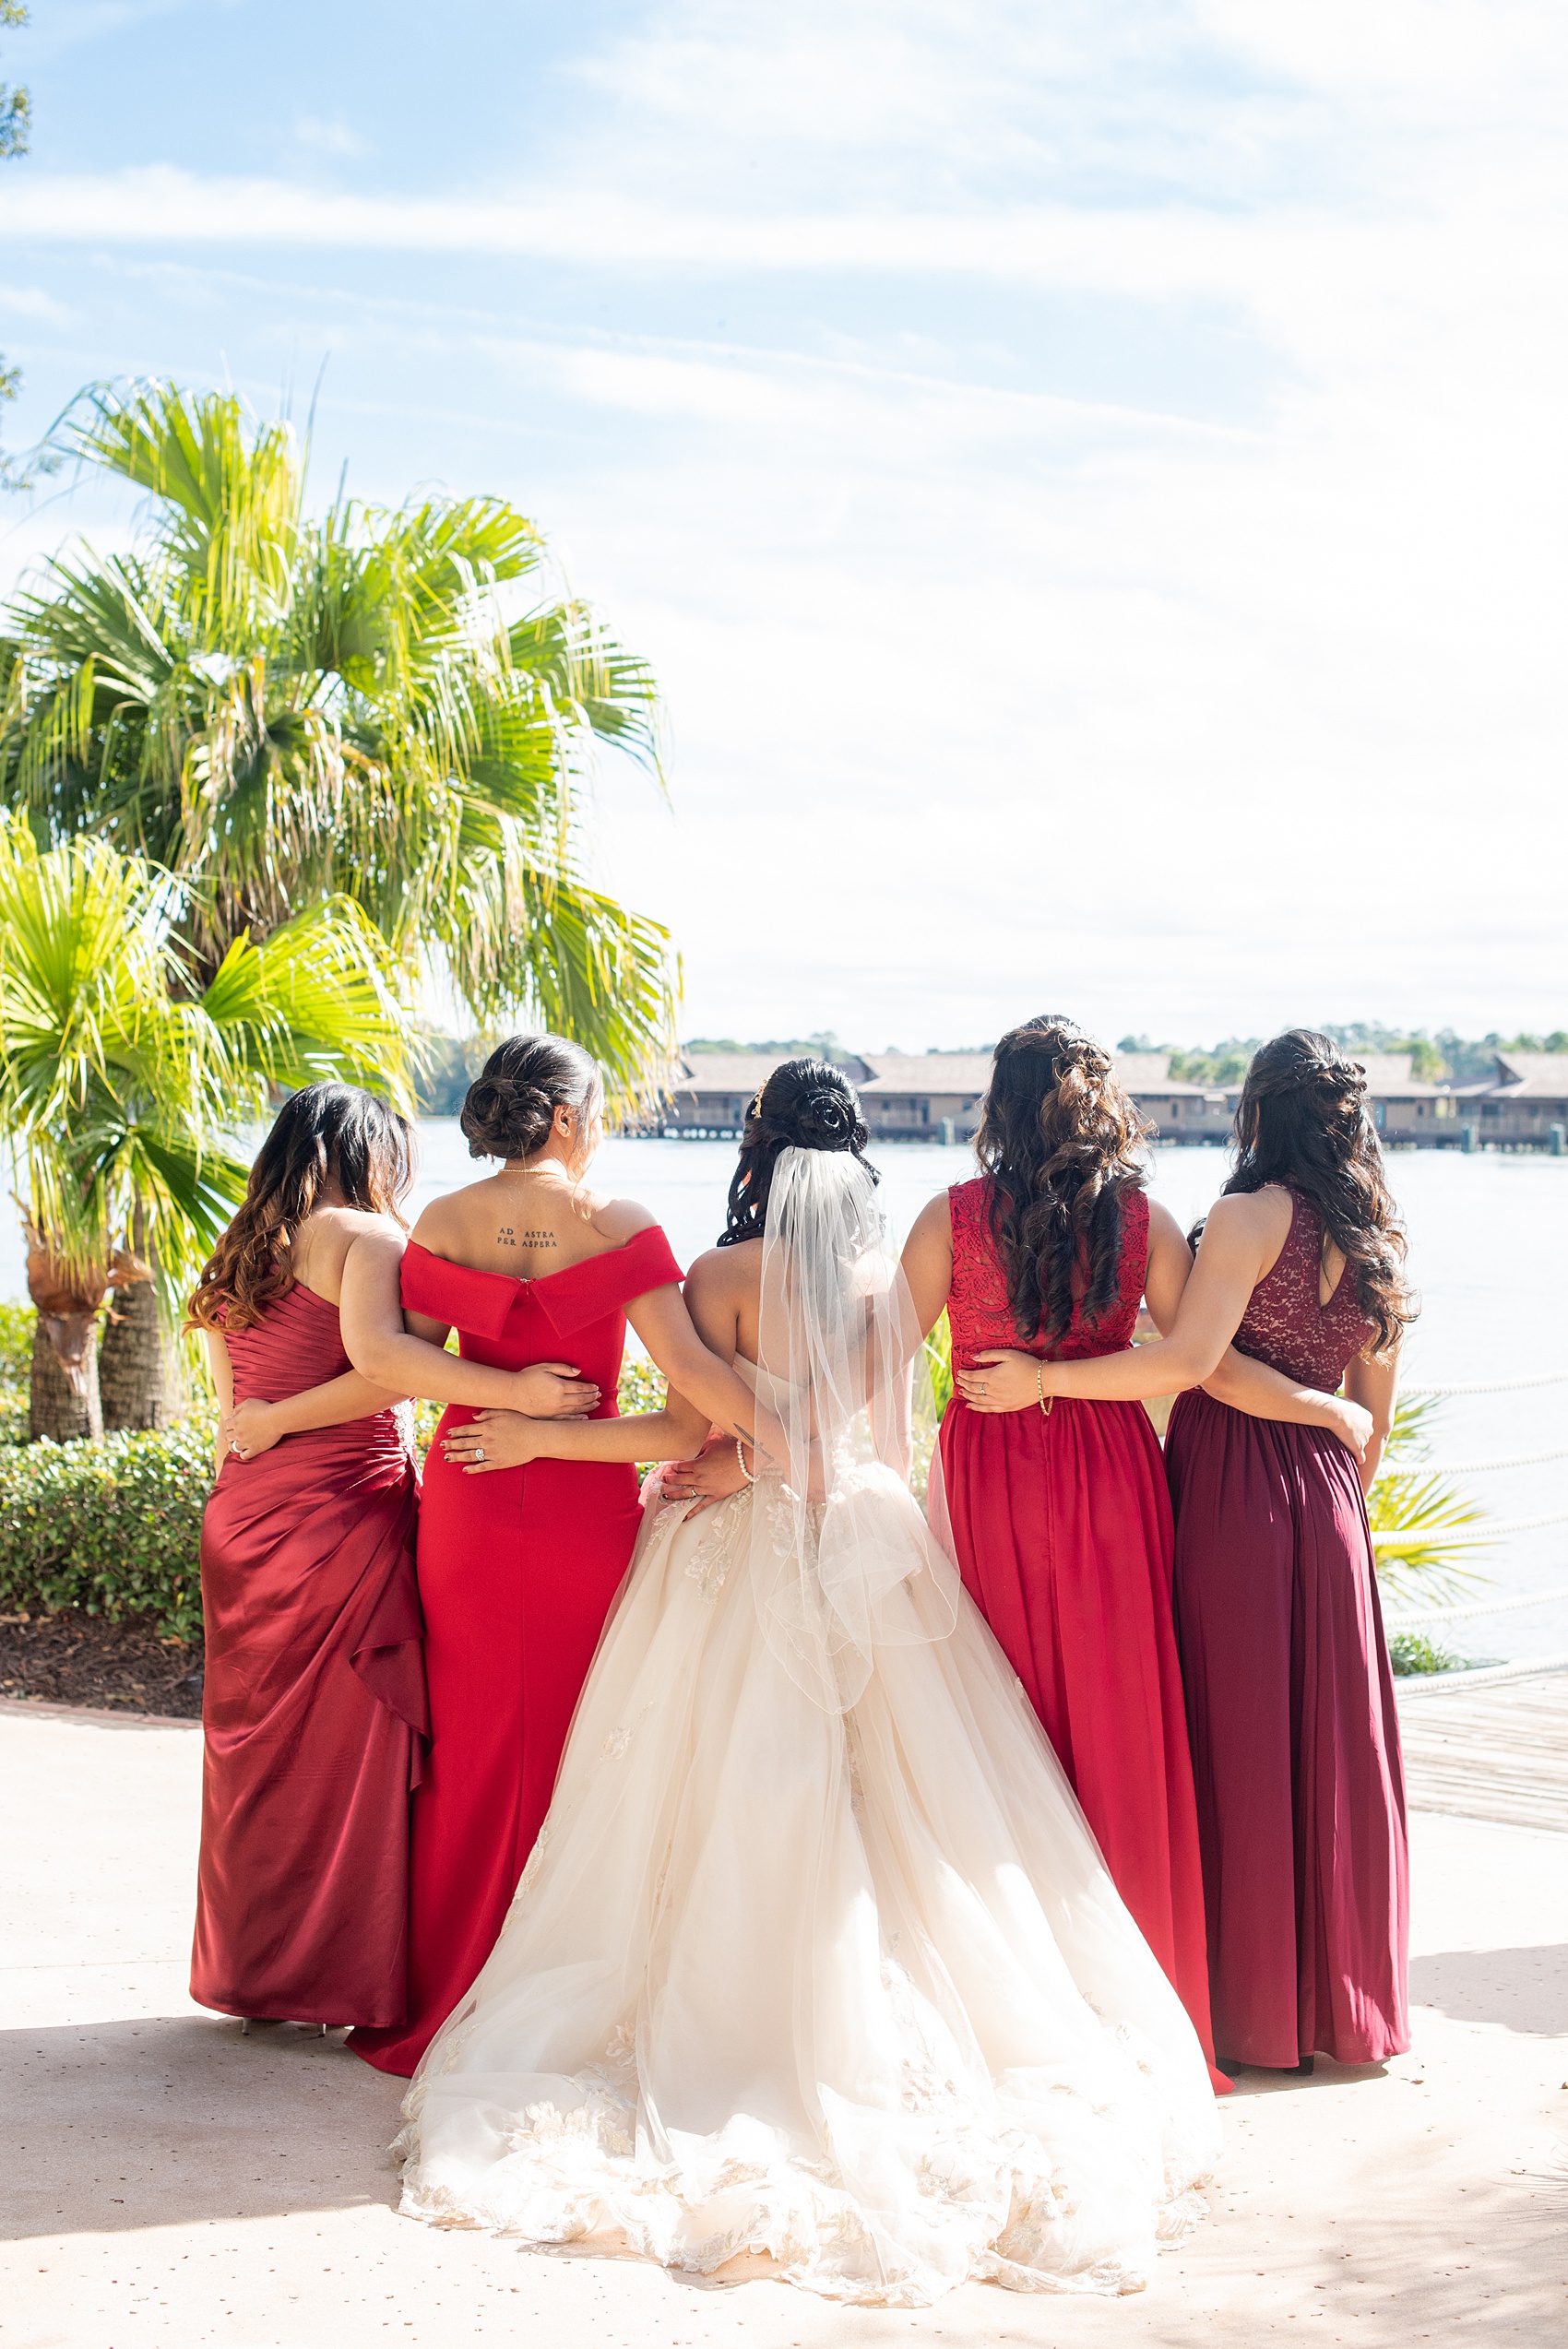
12;1130;1568;1667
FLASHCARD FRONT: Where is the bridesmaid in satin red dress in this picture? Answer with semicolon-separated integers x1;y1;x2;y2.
193;1084;593;2031
348;1037;766;2078
190;1085;434;2028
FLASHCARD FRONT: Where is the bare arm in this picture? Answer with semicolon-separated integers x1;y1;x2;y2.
203;1329;233;1478
1344;1344;1400;1492
222;1366;410;1461
899;1192;955;1337
338;1227;600;1414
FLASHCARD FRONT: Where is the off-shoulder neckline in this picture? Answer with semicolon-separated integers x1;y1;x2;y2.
403;1224;667;1291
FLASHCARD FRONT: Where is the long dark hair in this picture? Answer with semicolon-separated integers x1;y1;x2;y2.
188;1083;416;1333
974;1015;1151;1345
717;1059;876;1246
459;1034;603;1162
1224;1029;1416;1357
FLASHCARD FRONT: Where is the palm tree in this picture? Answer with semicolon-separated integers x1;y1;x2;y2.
0;379;677;1096
0;811;413;1439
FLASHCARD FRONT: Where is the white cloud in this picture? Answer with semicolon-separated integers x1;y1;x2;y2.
4;0;1566;1043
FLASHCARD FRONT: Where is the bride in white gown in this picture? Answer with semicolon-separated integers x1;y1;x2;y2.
396;1063;1221;2306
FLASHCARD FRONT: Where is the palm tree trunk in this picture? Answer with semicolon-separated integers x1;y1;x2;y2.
100;1208;179;1431
29;1317;103;1442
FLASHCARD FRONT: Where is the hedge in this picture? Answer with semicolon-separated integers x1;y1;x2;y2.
0;1352;671;1643
0;1407;216;1642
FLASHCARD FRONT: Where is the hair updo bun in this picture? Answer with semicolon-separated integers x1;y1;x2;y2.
459;1035;603;1162
717;1057;875;1246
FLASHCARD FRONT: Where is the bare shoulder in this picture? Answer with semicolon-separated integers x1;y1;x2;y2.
685;1241;754;1299
904;1191;955;1256
1205;1188;1291;1236
410;1188;476;1252
1200;1189;1292;1269
587;1192;659;1246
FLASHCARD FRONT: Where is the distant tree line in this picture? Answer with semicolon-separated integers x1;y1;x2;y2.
1115;1025;1568;1087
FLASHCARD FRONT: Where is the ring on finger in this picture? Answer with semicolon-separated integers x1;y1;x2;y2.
473;1446;485;1463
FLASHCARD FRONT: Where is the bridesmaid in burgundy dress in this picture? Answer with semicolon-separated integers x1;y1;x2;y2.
904;1022;1365;2090
192;1085;592;2030
997;1033;1415;2073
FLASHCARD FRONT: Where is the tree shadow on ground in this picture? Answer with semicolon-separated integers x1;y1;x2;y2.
3;2013;406;2241
1409;1943;1568;2036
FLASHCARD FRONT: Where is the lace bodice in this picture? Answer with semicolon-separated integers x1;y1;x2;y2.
946;1180;1148;1371
1232;1187;1374;1389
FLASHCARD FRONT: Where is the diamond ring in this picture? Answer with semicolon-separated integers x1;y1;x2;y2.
473;1446;486;1463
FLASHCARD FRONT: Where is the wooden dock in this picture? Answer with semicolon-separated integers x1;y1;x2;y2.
1396;1669;1568;1832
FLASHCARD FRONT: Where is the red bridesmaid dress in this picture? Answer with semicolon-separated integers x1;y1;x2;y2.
937;1179;1221;2082
1165;1188;1409;2069
192;1285;427;2027
351;1223;685;2078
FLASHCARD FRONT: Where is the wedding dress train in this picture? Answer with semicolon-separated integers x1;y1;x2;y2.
395;1153;1220;2305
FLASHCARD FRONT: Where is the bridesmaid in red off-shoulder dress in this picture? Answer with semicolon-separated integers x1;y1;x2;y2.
347;1037;766;2078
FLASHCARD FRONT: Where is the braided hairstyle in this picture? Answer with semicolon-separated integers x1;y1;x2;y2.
188;1084;416;1333
459;1034;603;1162
973;1015;1150;1345
1225;1028;1417;1357
717;1058;876;1246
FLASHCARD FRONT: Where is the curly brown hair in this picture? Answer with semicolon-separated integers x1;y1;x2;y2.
973;1015;1151;1345
187;1084;416;1335
1225;1029;1418;1358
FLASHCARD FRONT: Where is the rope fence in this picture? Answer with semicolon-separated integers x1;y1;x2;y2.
1402;1370;1568;1397
1375;1441;1568;1477
1384;1581;1568;1631
1372;1507;1568;1550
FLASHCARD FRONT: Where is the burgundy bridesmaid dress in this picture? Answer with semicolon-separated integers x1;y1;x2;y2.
937;1180;1221;2083
192;1284;427;2027
1165;1188;1409;2069
351;1224;685;2078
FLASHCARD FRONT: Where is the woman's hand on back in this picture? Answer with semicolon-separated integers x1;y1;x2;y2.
441;1410;550;1474
1324;1394;1375;1472
509;1361;601;1418
955;1348;1046;1412
657;1433;747;1518
221;1398;285;1460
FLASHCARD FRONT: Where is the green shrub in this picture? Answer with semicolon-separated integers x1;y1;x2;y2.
0;1406;216;1641
1386;1629;1463;1677
0;1300;35;1386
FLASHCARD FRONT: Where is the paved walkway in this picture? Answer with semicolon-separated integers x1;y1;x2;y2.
2;1693;1565;2347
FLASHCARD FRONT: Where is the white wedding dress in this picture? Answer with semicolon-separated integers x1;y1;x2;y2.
396;1152;1220;2305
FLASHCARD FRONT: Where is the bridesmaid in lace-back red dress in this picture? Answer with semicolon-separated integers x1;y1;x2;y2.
934;1178;1219;2063
903;1020;1223;2082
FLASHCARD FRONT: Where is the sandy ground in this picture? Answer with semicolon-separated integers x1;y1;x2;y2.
1;1702;1564;2349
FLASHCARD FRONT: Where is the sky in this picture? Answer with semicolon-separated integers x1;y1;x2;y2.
0;0;1564;1052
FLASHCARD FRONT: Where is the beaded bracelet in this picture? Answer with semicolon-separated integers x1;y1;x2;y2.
735;1437;757;1484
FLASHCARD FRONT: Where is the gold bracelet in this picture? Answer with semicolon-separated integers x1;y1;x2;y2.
1037;1362;1053;1418
735;1437;756;1485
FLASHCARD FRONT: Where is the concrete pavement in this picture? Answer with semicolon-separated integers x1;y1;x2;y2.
2;1701;1565;2347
